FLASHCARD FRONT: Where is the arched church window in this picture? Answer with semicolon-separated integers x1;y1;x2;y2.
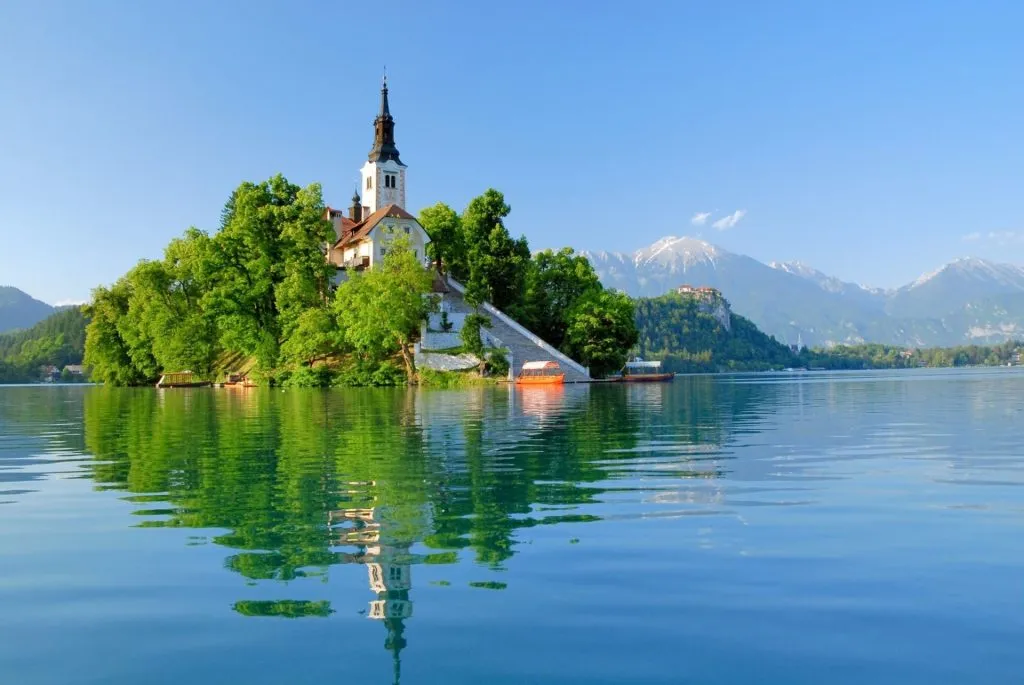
366;177;372;190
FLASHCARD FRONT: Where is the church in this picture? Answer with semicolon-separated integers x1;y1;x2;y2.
325;77;431;274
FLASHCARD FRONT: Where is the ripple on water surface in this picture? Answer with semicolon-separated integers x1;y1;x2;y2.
0;370;1023;684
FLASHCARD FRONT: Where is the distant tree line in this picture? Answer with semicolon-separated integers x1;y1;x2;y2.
632;291;1024;373
798;340;1023;370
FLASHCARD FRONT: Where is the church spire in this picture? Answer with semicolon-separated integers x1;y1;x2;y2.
369;71;402;165
379;70;391;117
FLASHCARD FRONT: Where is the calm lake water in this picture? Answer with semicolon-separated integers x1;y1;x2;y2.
1;370;1023;684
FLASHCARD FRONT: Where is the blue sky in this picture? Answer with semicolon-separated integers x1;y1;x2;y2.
1;0;1022;304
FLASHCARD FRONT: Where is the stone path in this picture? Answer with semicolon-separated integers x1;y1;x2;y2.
441;279;591;383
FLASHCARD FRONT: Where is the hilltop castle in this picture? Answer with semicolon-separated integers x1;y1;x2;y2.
324;76;431;275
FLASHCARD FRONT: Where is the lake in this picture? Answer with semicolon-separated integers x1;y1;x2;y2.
1;370;1023;684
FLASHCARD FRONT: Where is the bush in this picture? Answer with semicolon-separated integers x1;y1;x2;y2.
485;349;510;378
333;359;406;387
281;365;336;388
418;368;494;388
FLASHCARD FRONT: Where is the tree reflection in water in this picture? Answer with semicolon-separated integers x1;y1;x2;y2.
65;379;772;682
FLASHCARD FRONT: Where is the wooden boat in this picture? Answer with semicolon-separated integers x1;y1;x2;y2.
618;359;674;382
156;371;211;388
515;360;565;385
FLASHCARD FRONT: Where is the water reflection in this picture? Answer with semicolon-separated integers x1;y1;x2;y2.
3;371;1024;684
0;378;836;680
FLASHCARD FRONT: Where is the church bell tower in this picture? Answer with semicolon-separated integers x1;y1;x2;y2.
360;74;407;215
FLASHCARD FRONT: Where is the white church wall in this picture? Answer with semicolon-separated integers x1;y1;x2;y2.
360;159;407;215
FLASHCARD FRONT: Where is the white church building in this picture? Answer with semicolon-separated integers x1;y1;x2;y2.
325;76;431;273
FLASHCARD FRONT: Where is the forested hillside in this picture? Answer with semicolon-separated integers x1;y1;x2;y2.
0;307;88;382
634;292;794;372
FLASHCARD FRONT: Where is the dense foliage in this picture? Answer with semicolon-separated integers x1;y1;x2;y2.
84;175;432;387
0;307;89;382
420;195;638;377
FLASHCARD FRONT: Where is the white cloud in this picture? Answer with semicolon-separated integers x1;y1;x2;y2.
54;298;87;307
690;211;711;226
988;230;1023;243
962;230;1023;245
712;209;747;231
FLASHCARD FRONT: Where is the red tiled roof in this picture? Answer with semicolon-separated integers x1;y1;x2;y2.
332;204;419;249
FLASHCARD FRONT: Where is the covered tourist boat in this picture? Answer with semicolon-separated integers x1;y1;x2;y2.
617;359;674;382
515;360;565;385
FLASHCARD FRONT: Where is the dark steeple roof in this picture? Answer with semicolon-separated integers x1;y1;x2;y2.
368;73;404;165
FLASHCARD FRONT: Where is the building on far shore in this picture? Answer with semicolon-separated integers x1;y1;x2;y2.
676;284;721;299
675;285;732;331
325;76;431;277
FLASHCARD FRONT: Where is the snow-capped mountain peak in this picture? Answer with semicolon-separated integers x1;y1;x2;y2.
582;234;1024;348
910;257;1024;290
632;236;725;269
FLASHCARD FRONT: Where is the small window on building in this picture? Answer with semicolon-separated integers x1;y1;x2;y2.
413;249;418;259
380;246;387;257
366;176;372;190
403;225;410;234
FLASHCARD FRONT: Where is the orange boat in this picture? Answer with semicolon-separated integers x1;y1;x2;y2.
515;360;565;385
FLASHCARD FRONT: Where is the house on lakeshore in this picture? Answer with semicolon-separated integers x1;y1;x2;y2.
325;76;431;276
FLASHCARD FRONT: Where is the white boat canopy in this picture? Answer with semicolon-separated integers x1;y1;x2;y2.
521;361;561;371
625;360;662;369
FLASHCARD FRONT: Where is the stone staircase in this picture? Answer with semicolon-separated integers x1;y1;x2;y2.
444;278;591;383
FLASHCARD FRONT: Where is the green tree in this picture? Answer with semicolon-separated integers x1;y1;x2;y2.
460;189;530;310
419;202;464;277
203;175;333;371
84;281;154;386
521;248;603;349
333;234;434;379
563;290;638;377
279;307;340;368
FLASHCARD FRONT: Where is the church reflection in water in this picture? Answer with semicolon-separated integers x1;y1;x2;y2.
331;501;427;684
69;373;777;683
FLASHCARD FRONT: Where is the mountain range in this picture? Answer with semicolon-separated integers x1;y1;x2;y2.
0;286;56;334
6;240;1024;349
582;237;1024;348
